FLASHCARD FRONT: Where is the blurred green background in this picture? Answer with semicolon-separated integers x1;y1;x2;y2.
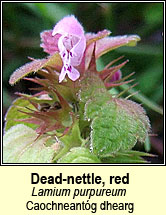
3;2;164;163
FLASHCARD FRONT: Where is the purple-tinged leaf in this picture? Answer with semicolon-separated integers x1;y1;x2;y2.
95;35;141;59
9;53;62;85
86;29;111;46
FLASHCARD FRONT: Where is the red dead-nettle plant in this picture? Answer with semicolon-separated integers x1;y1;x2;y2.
4;15;151;163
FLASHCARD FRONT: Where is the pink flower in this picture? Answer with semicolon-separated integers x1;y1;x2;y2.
40;15;140;84
40;16;86;83
52;15;86;83
110;70;122;82
40;30;60;55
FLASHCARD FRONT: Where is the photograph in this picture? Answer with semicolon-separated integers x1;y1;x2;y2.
2;2;164;164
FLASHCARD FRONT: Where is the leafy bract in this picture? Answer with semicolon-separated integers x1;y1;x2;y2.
86;30;111;46
90;98;150;155
115;99;150;143
60;120;83;147
4;97;38;132
79;72;150;156
101;150;153;163
79;71;109;103
54;121;84;161
57;147;101;163
78;71;110;133
3;124;55;163
9;53;62;85
95;35;141;59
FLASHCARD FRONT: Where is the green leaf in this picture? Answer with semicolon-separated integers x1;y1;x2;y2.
78;71;110;133
3;124;55;163
119;84;163;115
90;98;150;155
79;71;109;103
57;147;101;163
60;120;83;147
101;150;153;163
53;121;84;161
4;97;37;132
79;72;150;156
78;72;111;120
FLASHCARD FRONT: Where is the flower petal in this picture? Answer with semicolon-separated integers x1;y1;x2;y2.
52;15;85;38
67;66;80;81
40;30;61;55
110;70;122;82
53;15;86;66
70;36;86;66
80;42;95;71
52;15;86;83
59;66;67;83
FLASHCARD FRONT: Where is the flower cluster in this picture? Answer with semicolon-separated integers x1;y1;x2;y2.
41;15;86;82
8;15;142;138
5;15;151;164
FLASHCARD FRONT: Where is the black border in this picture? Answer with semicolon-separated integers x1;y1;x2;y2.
1;0;165;166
